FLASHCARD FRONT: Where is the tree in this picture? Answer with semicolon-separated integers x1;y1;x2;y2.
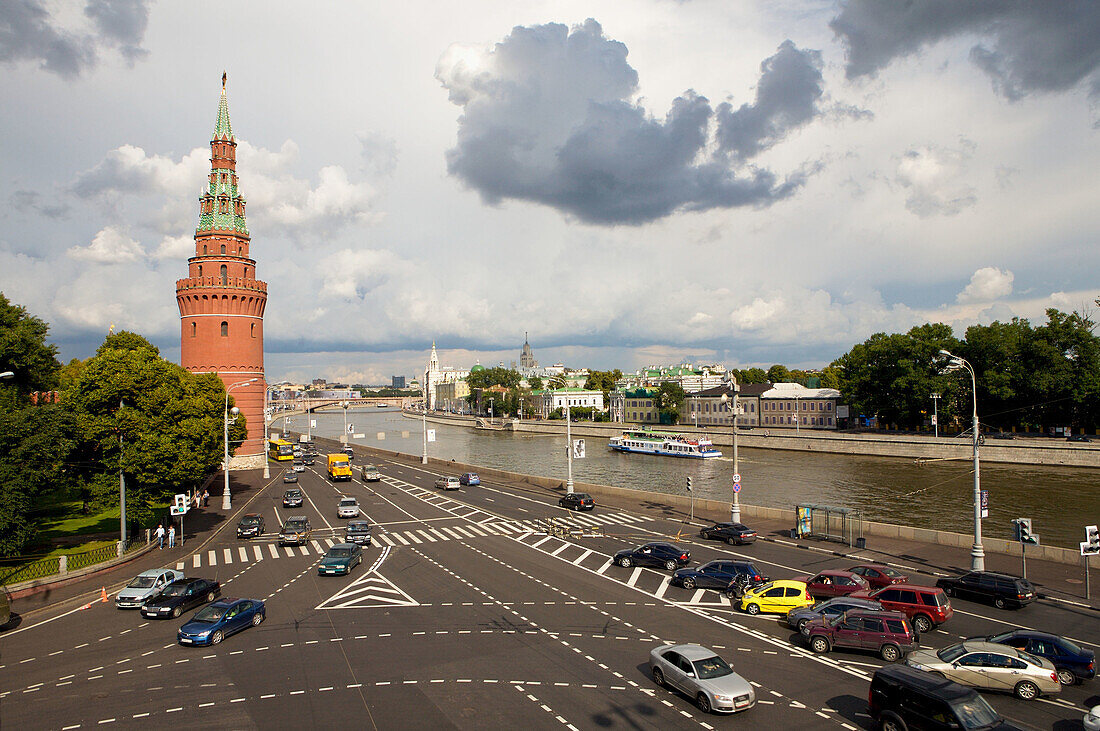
527;376;543;390
654;382;685;424
584;369;622;394
766;364;791;383
467;367;521;390
738;367;768;384
0;292;61;411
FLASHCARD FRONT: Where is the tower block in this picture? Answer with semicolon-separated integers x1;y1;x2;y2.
176;75;267;467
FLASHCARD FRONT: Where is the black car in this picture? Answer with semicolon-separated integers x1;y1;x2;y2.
236;513;265;539
140;578;221;620
869;664;1021;731
977;630;1095;686
558;493;595;511
935;571;1035;609
342;446;355;459
1067;434;1091;442
303;456;315;465
345;520;373;546
613;542;690;571
671;560;766;591
283;488;303;508
699;522;757;545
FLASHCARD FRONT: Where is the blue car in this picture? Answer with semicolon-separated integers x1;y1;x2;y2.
177;597;266;646
977;629;1096;686
460;472;480;486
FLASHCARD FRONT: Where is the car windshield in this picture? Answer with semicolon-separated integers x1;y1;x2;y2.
340;499;356;506
327;548;352;558
240;517;260;526
752;582;775;593
365;465;377;470
161;584;187;597
192;605;225;623
937;644;968;663
348;523;369;531
284;521;306;531
285;491;300;498
879;567;904;577
1016;650;1043;666
127;576;156;589
950;696;1001;729
692;655;733;680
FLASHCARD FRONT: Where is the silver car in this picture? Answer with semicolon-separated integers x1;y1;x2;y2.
906;640;1061;700
649;643;756;714
786;596;883;635
435;475;460;490
337;496;360;518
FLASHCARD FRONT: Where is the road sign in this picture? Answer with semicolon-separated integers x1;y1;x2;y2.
980;490;989;518
733;483;741;493
573;439;586;459
426;429;436;443
310;419;316;428
353;433;365;439
732;473;741;483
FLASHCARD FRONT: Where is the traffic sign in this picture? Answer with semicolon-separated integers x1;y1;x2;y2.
573;439;586;459
733;483;741;493
732;473;741;484
980;490;989;518
426;429;436;443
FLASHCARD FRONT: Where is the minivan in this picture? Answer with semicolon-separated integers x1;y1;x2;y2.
852;584;952;633
806;609;917;662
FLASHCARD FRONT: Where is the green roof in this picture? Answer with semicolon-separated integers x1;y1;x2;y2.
213;81;234;140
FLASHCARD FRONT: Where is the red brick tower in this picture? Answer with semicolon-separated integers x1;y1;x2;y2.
176;74;267;467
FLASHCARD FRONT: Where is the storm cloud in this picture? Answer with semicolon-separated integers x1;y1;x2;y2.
831;0;1100;101
436;19;823;225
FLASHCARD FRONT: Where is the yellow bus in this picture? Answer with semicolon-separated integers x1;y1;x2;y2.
268;439;294;461
327;453;352;481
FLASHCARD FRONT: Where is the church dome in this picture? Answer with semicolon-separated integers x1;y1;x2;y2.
470;364;485;373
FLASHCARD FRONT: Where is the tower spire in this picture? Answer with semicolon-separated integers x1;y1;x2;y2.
213;72;234;141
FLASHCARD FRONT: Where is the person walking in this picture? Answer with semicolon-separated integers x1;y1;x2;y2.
202;488;209;506
168;524;176;548
154;523;165;549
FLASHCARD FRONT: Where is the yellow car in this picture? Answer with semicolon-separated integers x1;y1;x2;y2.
739;580;813;615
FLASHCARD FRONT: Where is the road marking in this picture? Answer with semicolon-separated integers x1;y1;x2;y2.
283;546;295;557
238;546;248;562
193;554;201;568
626;567;643;587
223;548;232;564
572;549;594;565
207;550;216;566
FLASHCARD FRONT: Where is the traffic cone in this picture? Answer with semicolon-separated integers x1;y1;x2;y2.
101;587;108;603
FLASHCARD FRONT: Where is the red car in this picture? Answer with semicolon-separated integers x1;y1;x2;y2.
848;564;910;589
851;584;952;634
798;570;870;599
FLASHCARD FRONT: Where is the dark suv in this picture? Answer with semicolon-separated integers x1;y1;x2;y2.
935;571;1035;610
236;513;265;539
852;584;952;633
869;664;1022;731
806;609;917;662
671;560;766;591
613;542;690;571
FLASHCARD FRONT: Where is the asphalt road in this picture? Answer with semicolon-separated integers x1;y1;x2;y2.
2;453;1097;729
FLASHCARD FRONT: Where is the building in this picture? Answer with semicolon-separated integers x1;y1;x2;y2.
435;379;470;412
176;75;266;468
759;382;841;429
539;388;605;418
311;378;327;387
680;383;771;427
392;375;406;389
422;342;469;409
520;332;537;369
616;364;729;394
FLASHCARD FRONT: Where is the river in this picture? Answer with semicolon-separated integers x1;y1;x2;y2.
282;407;1100;549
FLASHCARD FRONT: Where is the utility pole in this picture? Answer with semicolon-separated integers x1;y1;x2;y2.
119;398;126;543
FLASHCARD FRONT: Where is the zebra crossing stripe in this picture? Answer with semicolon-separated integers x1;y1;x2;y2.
223;548;232;564
299;545;311;556
550;542;571;557
375;534;393;546
208;550;217;566
268;543;279;559
283;546;295;557
253;545;263;561
238;546;248;562
391;533;410;546
311;540;323;553
325;538;335;548
428;528;449;541
464;524;488;537
176;562;184;571
405;532;423;544
572;549;594;565
441;526;466;540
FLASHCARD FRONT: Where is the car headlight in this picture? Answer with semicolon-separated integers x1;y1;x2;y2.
713;694;734;702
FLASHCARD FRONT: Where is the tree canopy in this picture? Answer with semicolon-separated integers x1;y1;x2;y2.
0;292;61;411
654;382;685;424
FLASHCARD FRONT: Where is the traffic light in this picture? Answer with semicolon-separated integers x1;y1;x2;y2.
1014;518;1037;545
686;476;693;492
1087;525;1100;553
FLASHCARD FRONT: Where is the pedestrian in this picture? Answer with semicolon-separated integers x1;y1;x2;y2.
202;488;209;506
154;523;165;549
168;524;176;548
194;492;201;510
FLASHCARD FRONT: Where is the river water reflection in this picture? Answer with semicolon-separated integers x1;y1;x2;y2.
290;408;1100;549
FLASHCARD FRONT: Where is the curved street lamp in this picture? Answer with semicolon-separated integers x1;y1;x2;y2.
720;383;742;523
223;378;258;510
939;349;984;571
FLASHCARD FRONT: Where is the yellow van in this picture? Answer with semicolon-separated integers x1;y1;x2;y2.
327;453;352;481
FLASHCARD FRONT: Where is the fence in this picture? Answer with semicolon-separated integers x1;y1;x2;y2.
0;537;146;586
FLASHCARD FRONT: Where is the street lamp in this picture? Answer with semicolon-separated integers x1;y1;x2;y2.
939;349;984;571
930;392;941;438
720;383;742;523
341;400;350;444
421;386;428;465
223;378;258;510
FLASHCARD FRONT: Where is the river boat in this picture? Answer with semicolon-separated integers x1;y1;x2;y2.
608;430;722;459
376;403;388;408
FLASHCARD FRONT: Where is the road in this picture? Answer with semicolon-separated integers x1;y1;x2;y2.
1;452;1096;729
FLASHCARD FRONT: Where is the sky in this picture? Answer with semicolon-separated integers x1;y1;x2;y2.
2;0;1099;385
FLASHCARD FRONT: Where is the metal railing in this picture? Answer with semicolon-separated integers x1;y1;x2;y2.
0;537;147;586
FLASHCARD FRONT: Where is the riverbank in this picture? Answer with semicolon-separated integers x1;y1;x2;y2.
398;410;1100;468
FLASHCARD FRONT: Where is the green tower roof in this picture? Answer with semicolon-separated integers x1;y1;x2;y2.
213;72;234;141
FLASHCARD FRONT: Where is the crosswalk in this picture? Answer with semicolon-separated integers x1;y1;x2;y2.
177;511;649;570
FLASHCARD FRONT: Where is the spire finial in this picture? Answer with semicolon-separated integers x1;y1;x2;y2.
222;71;227;90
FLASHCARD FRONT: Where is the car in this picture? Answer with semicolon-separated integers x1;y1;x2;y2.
318;543;363;575
613;542;690;571
798;569;870;599
738;580;814;616
435;475;460;490
278;516;312;546
1087;705;1100;731
236;513;265;539
141;578;221;619
292;448;302;458
935;571;1036;610
177;597;266;646
671;560;766;591
698;522;757;545
974;629;1095;685
337;496;360;518
558;492;594;511
282;488;303;507
847;563;910;589
303;456;315;466
786;596;884;635
342;446;355;459
1067;434;1092;442
459;472;480;486
282;472;298;484
292;460;305;472
851;584;952;634
906;640;1061;700
344;520;372;546
806;609;917;662
361;464;381;481
115;569;184;609
649;643;755;714
869;664;1022;731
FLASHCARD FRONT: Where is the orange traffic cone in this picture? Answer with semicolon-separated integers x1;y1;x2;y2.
101;587;108;603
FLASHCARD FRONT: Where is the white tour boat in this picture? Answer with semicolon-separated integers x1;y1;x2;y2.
608;430;722;459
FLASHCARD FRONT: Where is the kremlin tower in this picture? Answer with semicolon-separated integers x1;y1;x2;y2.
176;74;267;467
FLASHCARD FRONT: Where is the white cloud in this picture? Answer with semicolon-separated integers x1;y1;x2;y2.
151;234;192;261
957;267;1014;303
67;225;144;263
894;141;978;217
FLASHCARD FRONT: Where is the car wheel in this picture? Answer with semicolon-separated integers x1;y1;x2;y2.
913;615;933;634
1013;680;1039;700
696;693;712;714
878;711;907;731
682;578;696;590
746;603;761;615
944;586;954;597
252;612;263;626
573;504;580;511
726;537;737;545
211;630;223;645
880;644;900;662
652;667;665;687
618;556;632;568
663;560;677;571
206;591;215;602
994;597;1007;610
699;530;707;538
172;606;181;618
810;636;830;653
798;619;810;636
1056;668;1077;686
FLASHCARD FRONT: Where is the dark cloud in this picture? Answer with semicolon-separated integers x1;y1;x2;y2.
437;20;821;225
831;0;1100;100
0;0;149;78
10;190;71;219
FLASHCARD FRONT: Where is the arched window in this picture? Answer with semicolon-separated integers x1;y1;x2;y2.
197;265;202;277
220;321;228;337
250;323;256;338
203;245;207;254
220;244;226;254
190;322;196;338
220;265;227;284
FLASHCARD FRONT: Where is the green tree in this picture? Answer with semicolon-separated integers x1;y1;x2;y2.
527;376;544;390
584;369;622;394
654;382;685;424
0;292;61;411
818;366;841;390
467;367;521;390
738;367;768;384
766;364;791;383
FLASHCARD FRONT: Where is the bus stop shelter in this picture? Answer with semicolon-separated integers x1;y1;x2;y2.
795;503;865;549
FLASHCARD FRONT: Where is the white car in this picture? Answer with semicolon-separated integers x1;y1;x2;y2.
435;476;460;490
1085;705;1100;731
361;464;381;482
115;568;184;609
337;496;360;518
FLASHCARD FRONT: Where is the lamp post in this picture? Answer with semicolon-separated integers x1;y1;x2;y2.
262;399;271;479
341;400;350;444
721;384;742;523
421;389;428;465
565;393;574;494
930;392;941;438
794;394;801;434
223;378;258;510
939;349;984;571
